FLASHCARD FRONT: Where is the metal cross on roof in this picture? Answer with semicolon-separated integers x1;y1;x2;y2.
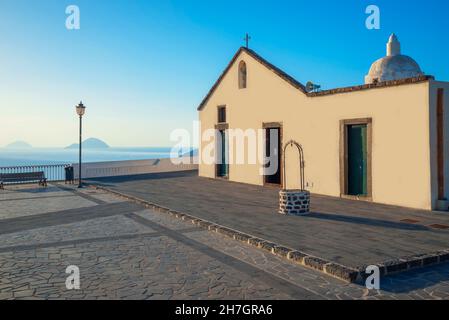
243;33;251;48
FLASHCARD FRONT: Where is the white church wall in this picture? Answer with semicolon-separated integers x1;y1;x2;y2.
199;50;434;210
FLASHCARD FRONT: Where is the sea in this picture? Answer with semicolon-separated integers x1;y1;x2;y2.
0;147;176;167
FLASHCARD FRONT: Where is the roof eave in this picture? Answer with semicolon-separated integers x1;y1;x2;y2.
197;47;435;111
197;47;307;111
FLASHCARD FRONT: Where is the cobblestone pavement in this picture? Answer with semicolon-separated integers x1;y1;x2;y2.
1;183;449;300
89;171;449;268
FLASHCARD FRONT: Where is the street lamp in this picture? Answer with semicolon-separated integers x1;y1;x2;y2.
76;101;86;188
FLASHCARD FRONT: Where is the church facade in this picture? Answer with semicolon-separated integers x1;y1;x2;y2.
197;35;449;211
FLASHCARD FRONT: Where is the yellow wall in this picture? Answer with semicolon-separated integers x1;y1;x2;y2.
199;50;436;210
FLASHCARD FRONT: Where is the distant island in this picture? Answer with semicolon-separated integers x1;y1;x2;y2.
66;138;110;149
5;141;33;148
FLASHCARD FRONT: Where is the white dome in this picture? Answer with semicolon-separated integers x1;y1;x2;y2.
365;34;424;84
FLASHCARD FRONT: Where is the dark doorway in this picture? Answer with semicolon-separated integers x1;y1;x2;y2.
347;124;368;196
264;127;281;185
216;130;229;178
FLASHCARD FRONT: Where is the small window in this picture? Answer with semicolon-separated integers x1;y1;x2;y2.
238;61;247;89
218;106;226;123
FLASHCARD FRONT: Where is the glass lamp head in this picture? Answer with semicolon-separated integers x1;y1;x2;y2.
76;101;86;116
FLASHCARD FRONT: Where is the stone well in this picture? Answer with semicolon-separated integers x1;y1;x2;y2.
279;189;310;216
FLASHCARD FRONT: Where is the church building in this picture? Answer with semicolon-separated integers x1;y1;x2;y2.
197;35;449;211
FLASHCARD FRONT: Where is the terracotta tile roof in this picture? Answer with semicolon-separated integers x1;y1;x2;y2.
197;47;434;111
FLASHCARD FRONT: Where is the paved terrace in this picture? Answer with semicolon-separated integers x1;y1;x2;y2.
0;183;318;299
90;170;449;269
2;182;449;299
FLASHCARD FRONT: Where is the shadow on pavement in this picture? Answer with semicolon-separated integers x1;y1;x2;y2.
304;212;430;231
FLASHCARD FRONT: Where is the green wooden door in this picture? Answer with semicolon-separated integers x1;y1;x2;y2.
347;124;367;196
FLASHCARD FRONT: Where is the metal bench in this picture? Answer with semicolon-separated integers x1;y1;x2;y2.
0;172;47;189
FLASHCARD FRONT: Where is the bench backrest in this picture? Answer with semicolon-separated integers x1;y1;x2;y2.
0;172;45;180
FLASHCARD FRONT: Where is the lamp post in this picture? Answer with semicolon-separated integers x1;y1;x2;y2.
75;102;86;188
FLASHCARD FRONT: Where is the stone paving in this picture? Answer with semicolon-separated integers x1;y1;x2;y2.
89;171;449;268
0;185;96;220
1;182;449;300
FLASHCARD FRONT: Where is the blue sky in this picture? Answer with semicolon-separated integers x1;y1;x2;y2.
1;0;448;147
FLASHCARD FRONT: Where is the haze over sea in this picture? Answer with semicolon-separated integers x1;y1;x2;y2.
0;147;173;167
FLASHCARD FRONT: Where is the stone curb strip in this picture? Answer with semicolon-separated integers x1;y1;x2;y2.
90;184;449;284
